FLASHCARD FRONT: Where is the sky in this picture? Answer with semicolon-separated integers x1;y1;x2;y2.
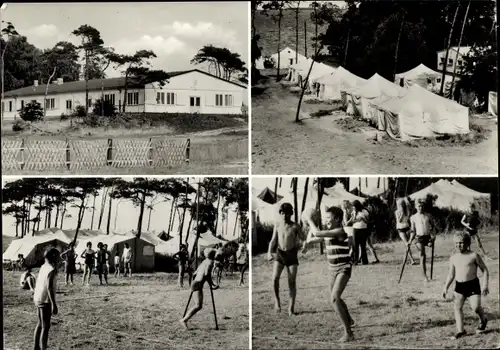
2;177;242;239
1;2;249;78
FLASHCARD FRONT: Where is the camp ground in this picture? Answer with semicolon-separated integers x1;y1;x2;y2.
2;177;249;350
251;176;499;349
252;2;497;175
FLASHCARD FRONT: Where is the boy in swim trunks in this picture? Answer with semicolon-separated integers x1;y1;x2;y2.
267;202;306;315
179;248;219;329
408;199;436;282
442;232;489;339
461;203;490;259
307;206;355;343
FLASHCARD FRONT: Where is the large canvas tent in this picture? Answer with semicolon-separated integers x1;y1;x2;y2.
409;179;491;217
317;66;367;101
394;64;442;89
370;84;470;141
3;229;72;267
75;233;155;272
343;73;406;118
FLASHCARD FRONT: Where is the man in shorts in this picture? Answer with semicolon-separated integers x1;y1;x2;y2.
267;202;306;315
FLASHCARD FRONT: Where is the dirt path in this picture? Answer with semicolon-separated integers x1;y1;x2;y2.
252;78;498;175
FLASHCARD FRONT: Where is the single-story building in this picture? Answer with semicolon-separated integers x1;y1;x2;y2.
1;69;247;120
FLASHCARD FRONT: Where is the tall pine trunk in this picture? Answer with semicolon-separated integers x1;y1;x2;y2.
393;12;406;81
60;204;67;229
344;29;350;67
147;207;153;231
295;3;300;63
179;178;189;248
136;193;146;239
98;187;109;230
315;179;324;255
440;3;460;96
292;178;299;223
90;194;96;230
72;199;86;245
214;185;221;235
276;10;282;81
167;197;176;236
106;196;112;234
301;177;310;215
451;1;471;100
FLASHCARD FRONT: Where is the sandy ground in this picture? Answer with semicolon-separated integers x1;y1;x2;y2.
3;270;249;349
251;76;498;175
252;231;499;349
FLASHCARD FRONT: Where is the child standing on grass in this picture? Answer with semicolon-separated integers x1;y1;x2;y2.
179;248;220;330
60;242;76;285
461;203;490;259
81;242;96;285
114;251;121;277
396;198;417;265
267;202;306;315
33;247;59;350
96;242;108;285
442;232;489;339
122;243;133;277
408;199;435;282
306;206;355;343
173;244;189;288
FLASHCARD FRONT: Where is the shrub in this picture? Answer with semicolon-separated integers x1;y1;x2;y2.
92;98;116;117
254;221;274;254
60;113;69;121
74;105;86;118
18;101;43;122
12;119;27;132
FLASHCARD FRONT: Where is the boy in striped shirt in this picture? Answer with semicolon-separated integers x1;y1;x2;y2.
307;206;355;343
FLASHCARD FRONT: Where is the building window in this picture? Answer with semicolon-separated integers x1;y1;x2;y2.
437;78;441;83
66;100;72;110
427;78;432;84
9;101;12;112
45;98;56;110
127;92;139;105
104;94;115;105
399;78;404;87
190;97;200;107
224;94;233;107
289;58;293;65
21;100;25;109
156;92;164;104
166;92;175;105
440;57;444;64
215;94;223;106
447;58;453;66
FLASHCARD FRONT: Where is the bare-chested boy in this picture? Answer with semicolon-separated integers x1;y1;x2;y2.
408;199;436;282
443;232;489;339
267;202;306;315
305;206;355;343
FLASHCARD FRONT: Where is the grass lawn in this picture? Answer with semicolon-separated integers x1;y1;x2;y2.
251;75;498;175
252;230;499;349
3;270;249;350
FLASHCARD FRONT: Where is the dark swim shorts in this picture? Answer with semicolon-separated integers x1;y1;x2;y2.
455;277;481;298
416;235;432;246
191;280;203;292
276;248;299;267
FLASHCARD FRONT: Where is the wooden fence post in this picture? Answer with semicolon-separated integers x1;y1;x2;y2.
20;137;25;170
148;137;153;167
107;138;113;166
185;138;191;164
66;138;71;170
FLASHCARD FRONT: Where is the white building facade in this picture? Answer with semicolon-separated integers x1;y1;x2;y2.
1;69;246;120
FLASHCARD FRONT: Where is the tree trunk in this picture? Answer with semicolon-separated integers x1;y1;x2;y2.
276;10;282;81
344;29;351;67
44;67;57;120
185;188;199;245
72;199;86;245
167;197;175;236
21;200;26;238
304;20;308;57
301;177;310;215
233;209;240;237
440;3;460;96
169;198;178;233
214;184;222;235
295;47;321;122
179;178;189;248
136;193;146;239
292;178;299;223
98;187;109;230
106;196;112;234
60;204;67;229
85;48;89;116
190;185;202;268
451;1;471;100
274;178;279;202
393;12;406;82
147;207;153;231
90;194;96;230
122;72;129;113
295;4;300;63
315;179;324;255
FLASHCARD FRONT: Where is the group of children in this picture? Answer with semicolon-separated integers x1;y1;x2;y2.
268;201;491;343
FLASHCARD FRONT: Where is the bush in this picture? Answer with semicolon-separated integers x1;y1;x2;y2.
92;98;117;117
74;105;86;118
254;221;274;254
12;119;27;132
18;101;43;122
60;113;69;121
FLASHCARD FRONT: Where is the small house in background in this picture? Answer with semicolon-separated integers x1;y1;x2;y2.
436;46;472;76
1;69;247;120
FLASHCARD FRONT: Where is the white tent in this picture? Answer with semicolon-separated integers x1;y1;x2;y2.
394;64;442;89
409;180;491;217
488;91;497;117
295;62;336;92
370;84;470;141
289;57;313;84
317;66;367;101
257;47;307;71
343;73;406;119
3;230;72;266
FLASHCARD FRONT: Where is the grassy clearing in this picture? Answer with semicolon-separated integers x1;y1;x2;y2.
3;270;249;350
252;231;499;349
